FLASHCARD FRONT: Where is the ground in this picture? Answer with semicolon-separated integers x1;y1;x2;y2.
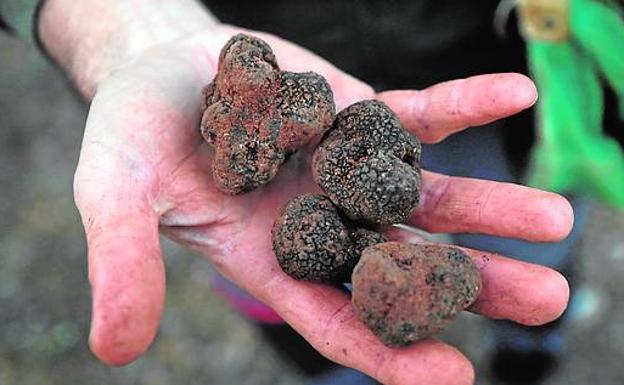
1;34;623;385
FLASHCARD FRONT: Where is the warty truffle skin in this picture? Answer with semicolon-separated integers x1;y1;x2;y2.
312;100;422;224
351;242;481;347
272;194;387;283
201;33;335;194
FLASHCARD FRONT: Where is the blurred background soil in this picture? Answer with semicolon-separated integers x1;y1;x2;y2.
1;34;623;385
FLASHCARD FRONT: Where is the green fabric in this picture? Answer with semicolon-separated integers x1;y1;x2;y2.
527;0;624;208
572;0;624;115
0;0;42;43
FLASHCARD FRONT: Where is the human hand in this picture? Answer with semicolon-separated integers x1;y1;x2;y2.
74;27;571;384
39;2;572;384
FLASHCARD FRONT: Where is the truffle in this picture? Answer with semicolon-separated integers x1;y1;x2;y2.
201;34;336;194
272;194;387;283
312;100;421;224
312;100;422;224
351;242;481;346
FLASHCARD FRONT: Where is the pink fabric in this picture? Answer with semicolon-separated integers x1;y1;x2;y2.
212;276;284;325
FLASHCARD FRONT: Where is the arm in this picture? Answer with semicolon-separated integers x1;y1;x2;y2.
38;0;218;97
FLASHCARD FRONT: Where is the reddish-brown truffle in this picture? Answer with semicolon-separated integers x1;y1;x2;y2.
201;34;336;194
352;242;481;346
272;194;387;283
312;100;422;224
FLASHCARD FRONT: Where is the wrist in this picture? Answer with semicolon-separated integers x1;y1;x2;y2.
38;0;219;98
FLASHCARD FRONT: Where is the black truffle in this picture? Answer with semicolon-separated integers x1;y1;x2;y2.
201;34;336;194
352;242;482;346
312;100;422;224
272;194;387;283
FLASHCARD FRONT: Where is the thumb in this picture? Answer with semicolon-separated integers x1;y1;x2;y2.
74;150;165;366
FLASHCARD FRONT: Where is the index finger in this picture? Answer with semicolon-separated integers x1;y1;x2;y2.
377;73;538;143
408;171;574;242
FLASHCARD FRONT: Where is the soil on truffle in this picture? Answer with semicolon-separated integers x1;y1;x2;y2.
272;194;387;283
312;100;422;224
201;34;336;194
352;242;481;346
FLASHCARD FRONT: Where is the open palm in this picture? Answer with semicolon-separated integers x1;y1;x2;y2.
74;25;573;385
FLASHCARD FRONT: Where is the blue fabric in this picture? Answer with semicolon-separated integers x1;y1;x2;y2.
490;319;566;354
306;367;378;385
